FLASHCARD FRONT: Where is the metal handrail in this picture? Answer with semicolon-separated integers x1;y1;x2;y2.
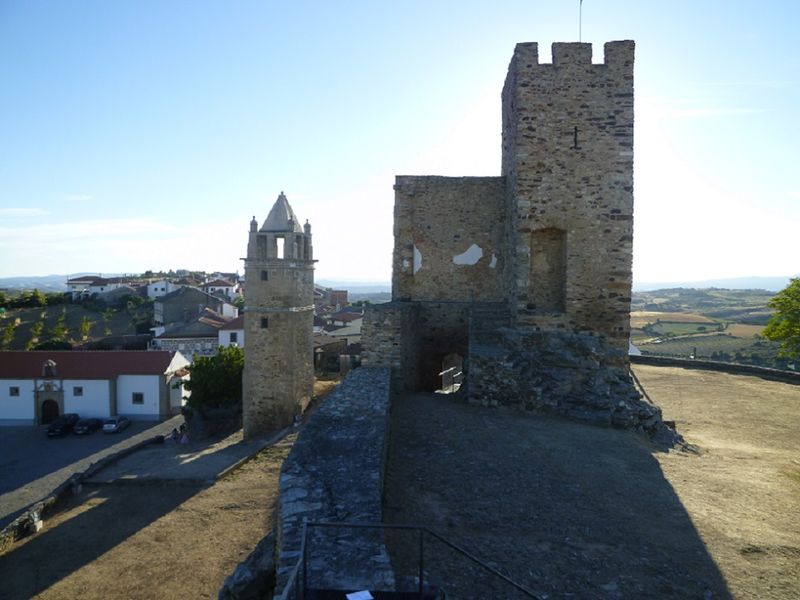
294;520;542;599
275;520;308;600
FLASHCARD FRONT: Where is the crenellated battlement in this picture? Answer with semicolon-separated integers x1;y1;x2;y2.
510;40;634;71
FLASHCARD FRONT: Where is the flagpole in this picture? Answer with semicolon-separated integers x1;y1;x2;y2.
579;0;583;42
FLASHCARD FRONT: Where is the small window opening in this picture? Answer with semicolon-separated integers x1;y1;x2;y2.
276;237;285;259
132;392;144;405
261;270;269;281
9;386;20;397
261;316;269;329
73;386;83;396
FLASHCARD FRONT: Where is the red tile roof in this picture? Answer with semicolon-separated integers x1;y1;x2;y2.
221;315;244;330
203;279;235;287
0;351;180;379
330;312;363;323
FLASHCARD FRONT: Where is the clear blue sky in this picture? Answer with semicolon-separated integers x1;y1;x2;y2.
1;0;797;284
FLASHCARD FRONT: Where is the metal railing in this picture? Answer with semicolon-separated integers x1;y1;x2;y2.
278;520;543;600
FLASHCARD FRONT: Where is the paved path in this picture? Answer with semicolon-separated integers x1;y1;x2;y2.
85;428;283;484
0;416;183;528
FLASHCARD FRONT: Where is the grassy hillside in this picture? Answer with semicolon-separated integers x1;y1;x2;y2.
1;301;152;351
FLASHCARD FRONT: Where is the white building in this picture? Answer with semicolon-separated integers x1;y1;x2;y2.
218;315;244;348
146;279;178;299
202;278;238;300
66;275;128;300
0;351;190;425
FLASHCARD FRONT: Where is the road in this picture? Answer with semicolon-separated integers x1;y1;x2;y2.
0;416;182;528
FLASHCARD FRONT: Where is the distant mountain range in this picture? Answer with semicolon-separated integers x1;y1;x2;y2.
316;280;392;293
0;274;72;292
632;276;796;293
1;275;795;294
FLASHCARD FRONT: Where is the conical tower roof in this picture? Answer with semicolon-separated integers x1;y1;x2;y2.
260;192;302;233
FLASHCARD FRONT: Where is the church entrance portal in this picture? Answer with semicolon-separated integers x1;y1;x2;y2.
41;399;59;424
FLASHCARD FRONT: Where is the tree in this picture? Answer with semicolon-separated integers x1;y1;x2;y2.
1;321;17;349
27;320;45;350
182;346;244;413
763;277;800;358
46;310;70;343
79;316;94;341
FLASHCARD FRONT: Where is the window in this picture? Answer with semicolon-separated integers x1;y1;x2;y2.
529;228;567;313
9;386;19;397
230;332;238;344
261;316;269;329
73;386;83;396
132;392;144;405
261;270;269;281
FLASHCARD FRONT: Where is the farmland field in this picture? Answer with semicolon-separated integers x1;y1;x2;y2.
726;323;765;338
628;288;793;370
629;311;715;327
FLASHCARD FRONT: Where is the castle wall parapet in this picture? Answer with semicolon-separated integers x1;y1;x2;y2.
274;366;394;596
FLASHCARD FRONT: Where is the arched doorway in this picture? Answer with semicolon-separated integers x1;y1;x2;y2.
41;399;59;424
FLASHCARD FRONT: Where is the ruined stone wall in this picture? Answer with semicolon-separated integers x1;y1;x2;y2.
468;326;661;431
363;301;472;393
392;176;506;303
502;41;635;350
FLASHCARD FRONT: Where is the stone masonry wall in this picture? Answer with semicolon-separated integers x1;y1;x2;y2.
243;256;315;438
392;176;506;303
502;42;635;351
469;326;663;433
361;303;415;391
274;367;394;597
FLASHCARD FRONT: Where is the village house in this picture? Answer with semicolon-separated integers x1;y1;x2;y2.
153;285;237;327
322;310;363;345
66;275;132;300
313;332;347;373
201;278;239;300
218;315;244;348
0;350;190;425
146;279;179;299
151;308;231;359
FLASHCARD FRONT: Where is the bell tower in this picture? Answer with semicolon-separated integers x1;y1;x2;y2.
243;192;315;438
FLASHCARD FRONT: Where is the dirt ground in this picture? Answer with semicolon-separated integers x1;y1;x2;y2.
0;378;340;600
384;365;800;599
0;434;295;600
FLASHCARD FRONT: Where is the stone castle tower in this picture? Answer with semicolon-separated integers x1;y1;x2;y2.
501;42;634;343
363;42;660;430
243;192;315;439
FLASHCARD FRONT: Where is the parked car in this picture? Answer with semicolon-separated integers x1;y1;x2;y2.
102;416;131;433
74;418;102;435
47;413;80;437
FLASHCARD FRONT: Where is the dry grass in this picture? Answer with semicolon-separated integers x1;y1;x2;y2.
726;323;765;338
630;310;716;328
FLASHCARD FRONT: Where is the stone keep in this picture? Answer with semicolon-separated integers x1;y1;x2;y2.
243;192;315;438
363;42;662;431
